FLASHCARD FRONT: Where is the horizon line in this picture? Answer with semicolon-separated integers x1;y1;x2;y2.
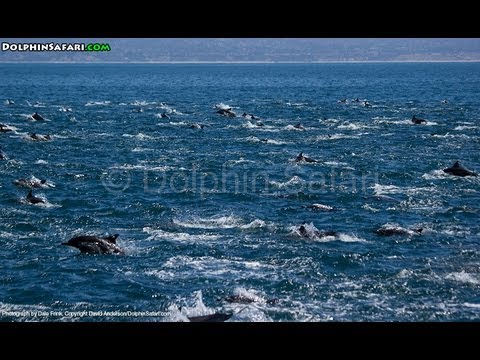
1;60;480;64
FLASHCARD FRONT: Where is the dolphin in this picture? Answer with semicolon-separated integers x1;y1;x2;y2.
62;234;124;255
187;313;233;322
443;161;477;177
32;112;45;121
306;203;335;211
375;226;423;236
14;178;48;188
293;123;305;130
411;115;426;124
0;123;13;132
0;147;7;160
28;133;52;141
26;190;46;204
298;224;337;239
160;112;170;119
295;152;318;163
216;109;236;117
242;112;260;120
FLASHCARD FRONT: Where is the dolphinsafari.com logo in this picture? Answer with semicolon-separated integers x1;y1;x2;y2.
2;42;111;52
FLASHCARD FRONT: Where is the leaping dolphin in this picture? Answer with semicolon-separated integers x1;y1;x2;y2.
62;234;124;255
443;161;477;177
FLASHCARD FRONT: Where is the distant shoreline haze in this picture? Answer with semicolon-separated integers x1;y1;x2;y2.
1;38;479;62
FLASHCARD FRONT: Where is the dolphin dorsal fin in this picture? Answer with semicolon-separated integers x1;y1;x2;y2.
27;190;33;198
453;161;460;168
104;234;119;244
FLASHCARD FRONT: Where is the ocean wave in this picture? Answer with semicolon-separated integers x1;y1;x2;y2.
85;101;111;106
421;170;448;180
143;227;220;243
171;214;270;230
315;134;360;141
110;164;174;171
445;271;480;285
372;184;436;196
122;133;155;140
270;176;305;188
173;214;242;229
338;123;377;130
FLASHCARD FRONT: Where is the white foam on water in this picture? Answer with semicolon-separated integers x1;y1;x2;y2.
132;147;155;152
422;169;448;180
431;133;471;139
336;234;368;243
215;103;231;110
445;271;480;285
149;256;276;281
362;204;380;212
316;134;360;141
122;133;155;140
397;269;414;279
85;101;111;106
372;183;436;196
225;157;255;165
239;219;269;229
143;227;221;243
270;175;305;188
338;123;377;130
110;164;174;171
130;100;157;106
463;303;480;309
172;214;243;229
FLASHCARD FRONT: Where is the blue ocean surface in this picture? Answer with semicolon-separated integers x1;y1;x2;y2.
0;63;479;321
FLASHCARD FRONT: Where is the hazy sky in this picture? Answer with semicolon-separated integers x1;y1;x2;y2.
1;38;479;62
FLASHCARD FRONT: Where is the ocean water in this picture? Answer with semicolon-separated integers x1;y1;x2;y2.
0;63;479;322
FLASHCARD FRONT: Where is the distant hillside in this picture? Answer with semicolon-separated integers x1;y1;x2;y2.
1;38;479;62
